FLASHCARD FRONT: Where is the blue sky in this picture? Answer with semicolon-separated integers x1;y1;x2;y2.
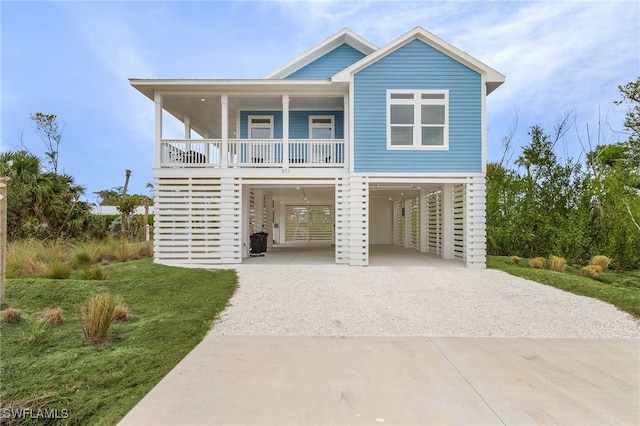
2;0;638;202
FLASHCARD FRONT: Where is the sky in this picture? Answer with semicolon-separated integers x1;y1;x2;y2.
1;0;639;202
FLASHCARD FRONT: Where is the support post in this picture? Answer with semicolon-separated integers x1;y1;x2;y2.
154;93;163;167
0;177;9;305
221;95;228;168
282;95;289;168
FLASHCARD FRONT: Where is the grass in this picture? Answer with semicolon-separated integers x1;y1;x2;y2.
488;256;640;318
0;258;237;425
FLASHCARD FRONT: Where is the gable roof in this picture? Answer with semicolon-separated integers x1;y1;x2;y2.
262;28;378;79
332;27;505;94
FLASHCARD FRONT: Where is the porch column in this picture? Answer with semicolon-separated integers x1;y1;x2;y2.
343;94;349;170
282;95;289;168
154;92;163;167
419;188;428;252
442;183;454;259
253;189;264;232
184;116;191;139
403;197;411;249
221;95;228;168
465;176;487;268
348;176;369;266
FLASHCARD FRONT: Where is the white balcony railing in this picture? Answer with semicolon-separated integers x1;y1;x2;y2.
160;139;345;168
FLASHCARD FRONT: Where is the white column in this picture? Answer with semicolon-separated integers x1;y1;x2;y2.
282;95;289;168
343;94;349;170
403;197;411;249
221;95;228;168
419;188;428;253
335;178;350;264
253;189;264;232
241;184;250;259
154;92;163;167
465;176;487;268
442;183;454;259
348;177;369;266
184;116;191;139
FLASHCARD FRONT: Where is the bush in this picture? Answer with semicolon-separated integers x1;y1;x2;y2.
549;255;566;272
582;265;603;279
38;307;65;325
529;257;546;269
43;261;72;279
112;301;132;323
2;307;22;324
511;256;521;266
590;255;611;272
105;240;140;263
80;293;121;344
80;266;107;281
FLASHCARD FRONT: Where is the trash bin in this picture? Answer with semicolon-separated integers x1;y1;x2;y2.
256;231;269;253
250;233;264;254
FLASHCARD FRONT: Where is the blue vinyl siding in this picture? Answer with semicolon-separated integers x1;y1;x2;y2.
240;111;343;138
287;44;367;79
289;111;344;138
353;39;482;173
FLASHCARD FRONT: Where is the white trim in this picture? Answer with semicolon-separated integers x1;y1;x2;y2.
262;28;378;79
309;115;335;139
481;75;487;172
386;89;449;150
332;27;505;94
248;115;274;139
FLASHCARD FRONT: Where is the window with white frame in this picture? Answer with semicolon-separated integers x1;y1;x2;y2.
309;115;334;139
248;115;274;139
387;90;448;150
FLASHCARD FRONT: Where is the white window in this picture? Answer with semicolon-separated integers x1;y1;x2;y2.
248;115;274;139
309;115;334;139
387;90;448;150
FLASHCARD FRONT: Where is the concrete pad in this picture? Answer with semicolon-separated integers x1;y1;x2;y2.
119;337;639;425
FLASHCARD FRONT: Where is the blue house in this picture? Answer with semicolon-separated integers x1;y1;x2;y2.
130;27;505;267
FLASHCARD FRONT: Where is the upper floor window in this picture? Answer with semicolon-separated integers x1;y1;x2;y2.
249;115;274;139
387;90;448;150
309;115;334;139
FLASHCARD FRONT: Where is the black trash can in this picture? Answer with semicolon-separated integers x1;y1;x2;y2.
250;233;264;254
256;232;269;253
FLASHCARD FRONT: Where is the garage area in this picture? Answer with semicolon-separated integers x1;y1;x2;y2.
244;180;472;266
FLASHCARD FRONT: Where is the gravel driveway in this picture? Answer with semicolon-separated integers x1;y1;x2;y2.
211;265;640;338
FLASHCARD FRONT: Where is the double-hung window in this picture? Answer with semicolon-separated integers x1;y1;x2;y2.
387;90;449;150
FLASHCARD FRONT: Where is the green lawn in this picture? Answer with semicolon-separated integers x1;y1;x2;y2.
488;256;640;319
1;259;237;425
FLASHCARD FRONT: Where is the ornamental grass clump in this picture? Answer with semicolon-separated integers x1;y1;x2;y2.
582;265;603;279
529;257;546;269
80;293;120;344
590;255;611;272
549;255;566;273
511;256;521;266
2;307;23;324
43;261;72;279
80;266;108;281
38;307;65;325
112;301;132;323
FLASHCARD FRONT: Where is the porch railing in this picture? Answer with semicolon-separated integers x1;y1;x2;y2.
160;139;345;168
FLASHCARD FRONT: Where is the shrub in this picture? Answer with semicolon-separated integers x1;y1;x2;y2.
511;256;521;266
80;266;107;281
2;307;23;324
582;265;603;279
43;261;72;279
38;307;65;325
80;293;120;344
529;257;546;269
549;255;566;273
590;255;611;272
112;301;132;323
137;242;154;258
72;241;105;266
105;240;139;263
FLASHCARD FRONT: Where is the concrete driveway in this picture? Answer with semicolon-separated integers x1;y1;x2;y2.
119;262;640;425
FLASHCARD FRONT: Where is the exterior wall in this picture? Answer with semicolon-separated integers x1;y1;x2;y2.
239;111;344;138
287;44;367;79
352;39;482;173
154;175;242;266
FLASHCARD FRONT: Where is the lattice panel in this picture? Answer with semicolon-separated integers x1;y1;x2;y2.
427;188;442;254
452;184;465;260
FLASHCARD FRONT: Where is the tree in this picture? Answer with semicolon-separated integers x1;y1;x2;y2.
0;151;92;240
30;113;63;174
